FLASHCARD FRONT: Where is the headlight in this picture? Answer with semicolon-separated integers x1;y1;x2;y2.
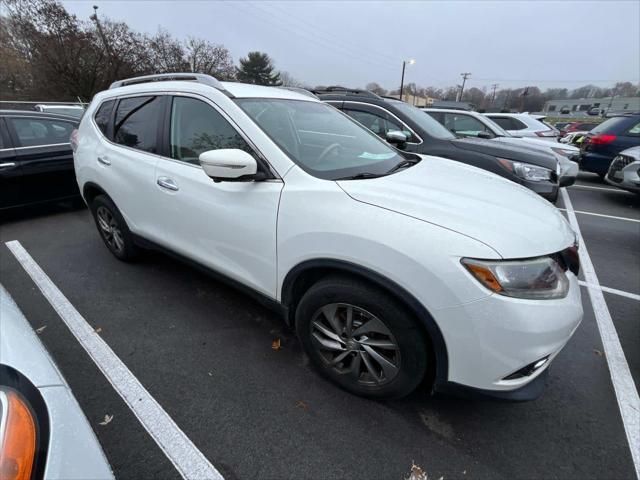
0;388;37;480
461;256;569;299
497;158;553;182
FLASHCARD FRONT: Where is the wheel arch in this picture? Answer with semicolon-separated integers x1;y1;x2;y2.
82;181;109;206
281;258;448;387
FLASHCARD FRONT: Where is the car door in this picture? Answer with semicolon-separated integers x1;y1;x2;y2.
104;95;166;242
5;115;78;205
152;94;283;297
0;117;23;210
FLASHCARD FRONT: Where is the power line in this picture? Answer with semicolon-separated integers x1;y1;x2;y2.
224;1;397;73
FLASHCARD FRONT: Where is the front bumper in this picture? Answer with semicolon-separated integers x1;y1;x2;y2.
433;273;583;397
606;160;640;194
522;178;559;202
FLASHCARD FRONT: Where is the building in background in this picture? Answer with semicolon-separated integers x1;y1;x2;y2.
543;96;640;116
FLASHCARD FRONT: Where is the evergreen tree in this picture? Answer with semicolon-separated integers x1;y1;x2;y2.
236;51;281;86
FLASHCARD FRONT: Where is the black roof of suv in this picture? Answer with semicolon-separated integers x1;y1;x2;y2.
315;89;560;202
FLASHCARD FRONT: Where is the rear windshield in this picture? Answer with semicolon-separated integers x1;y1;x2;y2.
591;117;627;134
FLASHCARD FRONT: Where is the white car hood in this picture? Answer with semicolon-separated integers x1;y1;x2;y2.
337;155;575;258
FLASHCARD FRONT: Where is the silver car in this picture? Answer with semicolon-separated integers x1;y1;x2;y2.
606;146;640;194
0;284;113;479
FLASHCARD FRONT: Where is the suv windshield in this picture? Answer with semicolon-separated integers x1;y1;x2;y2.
236;99;410;180
386;100;456;140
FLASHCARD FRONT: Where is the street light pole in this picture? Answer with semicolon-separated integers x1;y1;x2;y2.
399;59;415;102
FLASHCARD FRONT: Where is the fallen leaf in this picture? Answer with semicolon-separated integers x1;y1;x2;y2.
295;400;309;412
94;327;102;333
99;414;113;426
35;325;47;334
207;371;213;377
405;461;429;480
593;349;604;356
271;338;281;350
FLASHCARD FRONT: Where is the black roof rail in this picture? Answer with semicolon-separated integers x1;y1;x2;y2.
109;73;234;98
312;86;380;98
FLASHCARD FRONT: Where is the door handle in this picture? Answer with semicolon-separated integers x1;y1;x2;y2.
97;156;111;166
0;162;16;169
157;177;179;191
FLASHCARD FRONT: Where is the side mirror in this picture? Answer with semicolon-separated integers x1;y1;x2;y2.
477;131;494;139
386;130;408;146
199;149;258;181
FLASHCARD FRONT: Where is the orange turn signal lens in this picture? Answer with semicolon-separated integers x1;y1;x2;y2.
0;390;36;480
462;262;503;293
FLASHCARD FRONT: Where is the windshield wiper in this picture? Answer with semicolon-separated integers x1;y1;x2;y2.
335;172;385;181
386;158;421;174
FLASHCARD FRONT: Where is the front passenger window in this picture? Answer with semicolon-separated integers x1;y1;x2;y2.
170;96;252;165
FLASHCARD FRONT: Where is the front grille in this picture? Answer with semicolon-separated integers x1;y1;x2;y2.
609;155;633;174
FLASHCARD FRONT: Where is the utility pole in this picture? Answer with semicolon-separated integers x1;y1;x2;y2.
490;83;499;105
519;86;529;112
399;59;415;102
457;72;471;102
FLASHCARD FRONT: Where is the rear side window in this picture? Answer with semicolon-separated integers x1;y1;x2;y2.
591;117;627;134
489;117;514;130
94;100;115;137
114;96;162;153
169;96;252;164
8;117;75;147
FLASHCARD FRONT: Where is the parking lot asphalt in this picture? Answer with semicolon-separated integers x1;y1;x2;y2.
0;172;638;480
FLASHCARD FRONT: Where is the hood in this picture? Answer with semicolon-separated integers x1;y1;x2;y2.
451;137;557;170
621;146;640;161
493;136;578;155
338;155;574;259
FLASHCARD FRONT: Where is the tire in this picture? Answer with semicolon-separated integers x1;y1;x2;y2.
295;275;429;399
90;195;138;261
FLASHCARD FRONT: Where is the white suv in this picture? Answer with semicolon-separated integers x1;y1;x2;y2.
484;113;559;141
73;74;583;400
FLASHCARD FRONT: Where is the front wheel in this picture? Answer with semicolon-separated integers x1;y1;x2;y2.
295;276;429;399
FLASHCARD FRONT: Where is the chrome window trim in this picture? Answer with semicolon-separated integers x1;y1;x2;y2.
331;100;424;145
92;91;282;182
0;143;70;152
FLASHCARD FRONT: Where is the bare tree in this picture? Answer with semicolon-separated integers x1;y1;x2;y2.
185;37;235;80
365;82;387;95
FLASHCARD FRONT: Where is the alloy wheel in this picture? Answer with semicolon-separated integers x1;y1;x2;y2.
310;303;400;386
96;206;125;254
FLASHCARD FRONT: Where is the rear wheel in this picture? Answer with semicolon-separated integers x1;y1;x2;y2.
90;195;138;261
296;275;429;399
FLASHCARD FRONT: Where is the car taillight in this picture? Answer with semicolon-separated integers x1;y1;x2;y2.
588;134;616;145
535;130;557;137
70;129;79;153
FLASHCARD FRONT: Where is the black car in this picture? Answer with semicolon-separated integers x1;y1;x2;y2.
579;113;640;177
0;110;80;211
315;88;560;201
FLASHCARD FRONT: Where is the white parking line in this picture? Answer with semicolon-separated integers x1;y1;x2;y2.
5;240;224;480
570;184;632;194
578;281;640;302
557;208;640;224
561;189;640;478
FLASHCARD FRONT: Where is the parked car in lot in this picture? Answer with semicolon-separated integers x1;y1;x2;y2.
34;104;85;119
0;285;114;480
423;108;579;186
75;73;582;400
484;113;559;140
605;146;640;194
0;110;79;211
315;88;560;201
580;113;640;177
559;121;600;138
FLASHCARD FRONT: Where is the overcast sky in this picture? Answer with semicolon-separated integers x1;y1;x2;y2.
62;0;640;91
